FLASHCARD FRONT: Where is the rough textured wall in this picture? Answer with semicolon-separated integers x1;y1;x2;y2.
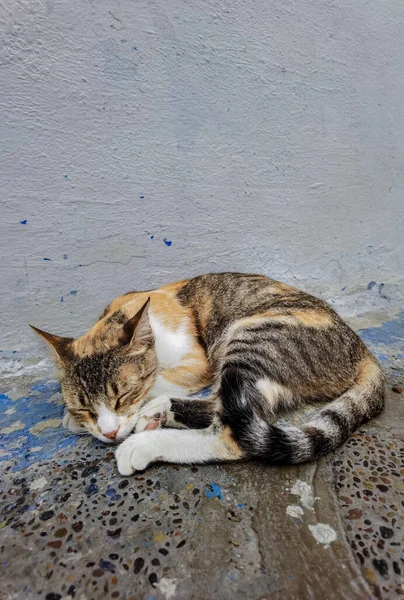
1;0;404;363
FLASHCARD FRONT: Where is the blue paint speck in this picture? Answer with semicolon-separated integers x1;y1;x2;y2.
85;482;98;496
237;503;244;508
133;46;137;51
341;286;346;291
70;290;77;296
150;235;154;240
204;482;224;500
140;195;144;199
99;559;115;573
64;174;68;178
60;297;64;303
63;254;68;260
43;258;51;261
367;281;376;290
163;238;172;247
105;487;121;502
20;220;27;225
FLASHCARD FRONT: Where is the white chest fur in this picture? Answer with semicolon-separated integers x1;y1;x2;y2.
149;313;193;369
147;312;195;399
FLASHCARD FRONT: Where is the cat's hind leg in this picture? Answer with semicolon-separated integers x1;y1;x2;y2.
116;426;244;475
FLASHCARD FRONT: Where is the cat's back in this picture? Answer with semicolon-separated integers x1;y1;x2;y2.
174;272;357;351
175;271;330;320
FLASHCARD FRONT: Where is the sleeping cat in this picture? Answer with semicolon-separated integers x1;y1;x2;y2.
31;272;385;475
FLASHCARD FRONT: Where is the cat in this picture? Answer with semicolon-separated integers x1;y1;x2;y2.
31;272;385;475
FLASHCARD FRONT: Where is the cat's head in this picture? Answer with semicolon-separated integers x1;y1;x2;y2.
31;300;157;443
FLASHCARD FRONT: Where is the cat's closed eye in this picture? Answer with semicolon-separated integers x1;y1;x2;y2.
74;408;96;420
115;391;135;410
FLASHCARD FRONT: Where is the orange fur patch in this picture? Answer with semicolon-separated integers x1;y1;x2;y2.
215;426;244;460
233;309;332;330
356;354;382;386
73;286;197;358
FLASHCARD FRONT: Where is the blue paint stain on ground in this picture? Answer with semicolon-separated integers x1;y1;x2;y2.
0;380;81;472
358;311;404;376
140;195;144;199
99;559;116;573
105;487;121;501
20;220;27;225
64;174;68;178
163;238;172;247
43;258;51;261
205;482;224;500
358;311;404;349
85;482;99;496
63;254;68;259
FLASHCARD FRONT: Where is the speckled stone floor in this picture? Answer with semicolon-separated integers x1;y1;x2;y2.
0;312;403;600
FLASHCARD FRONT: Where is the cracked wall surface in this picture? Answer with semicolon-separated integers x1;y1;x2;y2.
1;0;404;361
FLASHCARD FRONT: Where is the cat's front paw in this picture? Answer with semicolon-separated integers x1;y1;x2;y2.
63;411;86;434
135;396;169;432
116;433;154;475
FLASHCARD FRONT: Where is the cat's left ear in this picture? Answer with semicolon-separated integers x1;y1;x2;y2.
30;325;73;360
121;298;153;346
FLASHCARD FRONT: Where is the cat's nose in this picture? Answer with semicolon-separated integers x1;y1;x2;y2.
104;428;119;440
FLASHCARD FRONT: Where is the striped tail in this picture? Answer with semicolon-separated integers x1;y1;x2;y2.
219;354;385;464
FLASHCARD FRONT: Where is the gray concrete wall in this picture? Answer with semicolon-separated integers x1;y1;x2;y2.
1;0;404;367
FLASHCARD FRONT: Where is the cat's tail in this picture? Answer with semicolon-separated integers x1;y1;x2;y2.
219;353;385;464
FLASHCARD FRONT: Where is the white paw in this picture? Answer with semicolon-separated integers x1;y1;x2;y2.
135;396;170;432
116;433;154;475
63;411;86;433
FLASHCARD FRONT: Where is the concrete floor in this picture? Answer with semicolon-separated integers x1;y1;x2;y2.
0;312;403;600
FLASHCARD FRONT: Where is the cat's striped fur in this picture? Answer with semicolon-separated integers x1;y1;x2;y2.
32;273;385;474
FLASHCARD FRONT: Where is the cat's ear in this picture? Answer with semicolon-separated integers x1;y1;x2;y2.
30;325;73;360
120;298;152;346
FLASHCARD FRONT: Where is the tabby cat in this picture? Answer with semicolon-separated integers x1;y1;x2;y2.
31;273;385;475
